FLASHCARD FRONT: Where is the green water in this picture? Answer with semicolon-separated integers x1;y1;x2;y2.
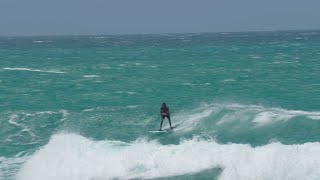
1;31;320;180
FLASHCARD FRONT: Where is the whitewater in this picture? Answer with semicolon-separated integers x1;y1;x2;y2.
1;31;320;180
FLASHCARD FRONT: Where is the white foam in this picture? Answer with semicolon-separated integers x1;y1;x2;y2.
16;133;320;180
6;110;68;142
32;40;52;43
253;107;320;125
94;37;107;39
7;114;36;140
249;55;262;59
20;110;68;122
181;82;195;86
83;75;100;78
3;67;66;74
115;91;137;95
169;103;320;133
126;105;140;109
222;79;236;83
213;103;320;125
82;108;95;112
59;110;69;122
0;155;29;179
173;109;214;132
82;105;139;113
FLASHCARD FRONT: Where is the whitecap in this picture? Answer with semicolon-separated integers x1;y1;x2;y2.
32;40;52;43
94;37;107;39
126;105;140;109
249;55;261;59
82;108;95;112
16;133;320;180
170;103;320;133
222;79;236;83
83;75;100;78
7;114;36;141
181;82;195;86
3;67;66;74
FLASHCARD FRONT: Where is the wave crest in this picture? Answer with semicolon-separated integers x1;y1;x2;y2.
17;133;320;180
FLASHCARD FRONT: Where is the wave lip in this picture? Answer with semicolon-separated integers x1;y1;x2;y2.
16;133;320;180
3;67;66;74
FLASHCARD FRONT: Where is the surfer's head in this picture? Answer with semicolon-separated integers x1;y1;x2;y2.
162;102;167;108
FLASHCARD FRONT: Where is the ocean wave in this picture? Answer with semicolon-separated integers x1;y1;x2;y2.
171;103;320;133
161;103;320;146
2;67;66;74
7;114;36;142
3;110;68;143
16;133;320;180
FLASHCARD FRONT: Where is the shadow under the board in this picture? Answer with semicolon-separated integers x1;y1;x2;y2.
144;167;222;180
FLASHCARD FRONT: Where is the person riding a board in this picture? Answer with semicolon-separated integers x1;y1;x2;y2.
159;102;173;130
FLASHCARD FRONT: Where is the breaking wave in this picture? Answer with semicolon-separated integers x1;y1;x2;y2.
16;133;320;180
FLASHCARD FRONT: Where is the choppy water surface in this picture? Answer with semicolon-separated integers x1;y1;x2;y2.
1;31;320;180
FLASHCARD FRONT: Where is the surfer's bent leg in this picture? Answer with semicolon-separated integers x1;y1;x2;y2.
167;115;172;129
159;116;165;130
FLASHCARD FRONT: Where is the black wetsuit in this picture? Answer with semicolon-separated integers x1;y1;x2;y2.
159;104;172;130
161;107;170;119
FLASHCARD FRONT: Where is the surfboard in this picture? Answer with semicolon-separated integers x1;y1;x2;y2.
148;130;167;133
149;126;176;133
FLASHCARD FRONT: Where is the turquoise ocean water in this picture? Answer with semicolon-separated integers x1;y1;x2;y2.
1;31;320;180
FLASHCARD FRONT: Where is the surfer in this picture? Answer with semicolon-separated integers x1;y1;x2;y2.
159;102;172;131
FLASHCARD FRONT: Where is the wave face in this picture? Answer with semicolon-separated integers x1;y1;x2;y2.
2;31;320;179
9;103;320;180
165;103;320;146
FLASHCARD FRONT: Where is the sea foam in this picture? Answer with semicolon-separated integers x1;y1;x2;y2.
83;75;100;78
171;103;320;134
16;133;320;180
3;67;66;74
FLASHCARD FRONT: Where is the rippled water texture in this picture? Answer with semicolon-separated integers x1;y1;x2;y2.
1;31;320;180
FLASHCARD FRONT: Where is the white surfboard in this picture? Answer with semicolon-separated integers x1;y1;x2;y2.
149;126;176;133
148;130;167;133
